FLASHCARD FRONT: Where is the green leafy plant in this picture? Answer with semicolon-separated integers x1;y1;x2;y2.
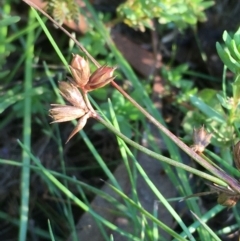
182;27;240;155
216;28;240;75
216;28;240;126
45;0;80;24
0;14;20;76
116;0;215;31
161;64;198;104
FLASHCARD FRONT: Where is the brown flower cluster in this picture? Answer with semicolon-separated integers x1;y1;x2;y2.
49;54;116;143
69;54;116;92
191;126;212;153
191;127;240;208
209;183;240;208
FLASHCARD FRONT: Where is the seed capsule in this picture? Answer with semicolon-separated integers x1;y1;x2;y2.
49;105;86;123
58;81;87;110
69;54;90;88
85;66;116;91
217;192;239;208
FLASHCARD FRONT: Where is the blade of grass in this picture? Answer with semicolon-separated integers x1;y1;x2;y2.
54;127;78;241
191;211;222;241
17;141;143;241
216;224;239;237
75;179;111;241
0;3;11;57
104;182;187;241
152;201;159;241
205;149;240;177
232;206;240;229
48;220;56;241
107;99;141;233
18;8;35;241
30;7;69;69
108;99;195;241
0;211;62;240
177;204;225;239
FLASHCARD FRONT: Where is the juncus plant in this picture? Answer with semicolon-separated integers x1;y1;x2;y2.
24;0;240;209
49;55;116;143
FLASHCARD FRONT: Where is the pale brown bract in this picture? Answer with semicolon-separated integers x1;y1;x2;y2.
191;126;212;153
58;81;88;110
69;54;117;92
49;55;117;143
85;65;116;91
69;54;90;88
49;81;92;143
49;105;86;123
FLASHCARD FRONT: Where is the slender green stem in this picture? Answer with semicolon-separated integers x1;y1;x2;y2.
109;82;240;191
19;9;34;241
95;115;227;186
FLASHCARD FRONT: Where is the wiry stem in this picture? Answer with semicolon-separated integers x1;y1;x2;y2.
95;115;227;187
111;81;240;192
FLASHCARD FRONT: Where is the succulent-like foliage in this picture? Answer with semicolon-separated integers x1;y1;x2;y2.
216;28;240;75
117;0;214;31
45;0;80;25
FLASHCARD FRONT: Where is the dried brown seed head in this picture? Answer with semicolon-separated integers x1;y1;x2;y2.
49;81;93;143
85;66;117;91
191;126;212;153
208;183;240;208
65;112;91;143
58;81;87;110
233;141;240;171
217;192;239;208
49;105;86;123
69;54;90;88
